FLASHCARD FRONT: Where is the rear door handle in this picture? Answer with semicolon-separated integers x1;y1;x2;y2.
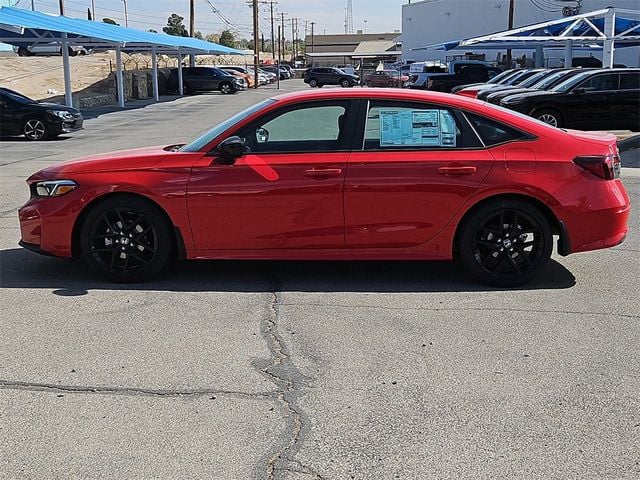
304;168;343;177
438;166;477;175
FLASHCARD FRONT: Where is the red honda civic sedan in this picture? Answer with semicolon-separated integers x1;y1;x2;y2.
18;89;630;286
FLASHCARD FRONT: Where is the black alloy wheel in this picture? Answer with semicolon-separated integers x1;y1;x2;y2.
459;199;553;286
80;196;173;282
23;118;48;141
308;78;318;87
340;78;351;88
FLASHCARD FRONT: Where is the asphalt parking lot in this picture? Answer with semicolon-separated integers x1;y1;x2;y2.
1;80;639;479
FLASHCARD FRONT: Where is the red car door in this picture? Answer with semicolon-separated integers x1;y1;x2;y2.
187;100;355;251
344;100;494;248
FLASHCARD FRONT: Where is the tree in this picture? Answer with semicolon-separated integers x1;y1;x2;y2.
194;31;204;40
205;33;220;43
103;18;119;26
163;14;188;37
218;30;236;48
146;29;158;33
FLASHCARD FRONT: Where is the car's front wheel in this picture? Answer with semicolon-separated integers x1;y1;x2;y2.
340;78;351;88
532;108;563;128
23;118;48;141
80;195;173;282
458;199;553;287
308;78;318;87
219;82;234;94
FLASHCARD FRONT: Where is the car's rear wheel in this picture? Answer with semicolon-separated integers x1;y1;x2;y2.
340;79;351;88
17;47;31;57
308;78;318;87
80;196;173;282
23;118;48;141
387;80;395;87
532;108;563;128
458;199;553;287
219;82;233;94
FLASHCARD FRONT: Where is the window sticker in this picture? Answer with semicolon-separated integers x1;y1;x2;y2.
378;109;457;147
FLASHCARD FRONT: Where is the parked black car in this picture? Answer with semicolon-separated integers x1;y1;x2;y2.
261;65;290;80
0;87;83;141
167;67;245;95
484;69;590;105
500;68;640;130
303;67;359;88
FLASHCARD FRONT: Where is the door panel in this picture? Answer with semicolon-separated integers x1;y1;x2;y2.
187;153;347;250
345;150;494;248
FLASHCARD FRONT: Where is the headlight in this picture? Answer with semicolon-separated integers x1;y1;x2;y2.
47;110;75;121
33;180;78;197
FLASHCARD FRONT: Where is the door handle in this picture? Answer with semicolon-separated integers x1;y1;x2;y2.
438;166;477;175
304;168;343;177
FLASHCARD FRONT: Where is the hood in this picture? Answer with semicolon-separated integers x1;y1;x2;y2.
501;90;560;104
28;102;80;114
41;145;171;175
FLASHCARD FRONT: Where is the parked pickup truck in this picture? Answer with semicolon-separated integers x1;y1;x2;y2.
427;64;504;93
406;60;495;89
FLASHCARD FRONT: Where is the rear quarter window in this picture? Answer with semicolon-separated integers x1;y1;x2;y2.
466;113;532;146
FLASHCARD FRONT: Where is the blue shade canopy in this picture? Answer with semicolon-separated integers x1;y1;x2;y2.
413;8;640;52
0;6;244;55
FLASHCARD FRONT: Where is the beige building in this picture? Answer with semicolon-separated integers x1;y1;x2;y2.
304;32;401;67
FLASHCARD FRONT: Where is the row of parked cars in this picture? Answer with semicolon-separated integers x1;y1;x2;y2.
454;67;640;130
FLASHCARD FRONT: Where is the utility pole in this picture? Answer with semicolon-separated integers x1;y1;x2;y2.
121;0;128;27
291;17;296;62
505;0;515;68
310;21;315;54
269;1;277;60
253;0;259;89
189;0;196;66
280;12;286;60
91;0;95;20
58;0;64;15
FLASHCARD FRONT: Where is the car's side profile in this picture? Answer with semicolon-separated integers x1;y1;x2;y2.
303;68;360;88
19;89;629;286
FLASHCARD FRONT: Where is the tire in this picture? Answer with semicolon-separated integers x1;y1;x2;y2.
17;47;31;57
387;80;395;88
308;78;318;87
68;47;78;57
340;78;351;88
23;118;49;141
458;199;553;287
219;82;233;94
532;108;563;128
79;195;174;282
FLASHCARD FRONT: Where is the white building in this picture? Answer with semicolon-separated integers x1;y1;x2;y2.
402;0;640;67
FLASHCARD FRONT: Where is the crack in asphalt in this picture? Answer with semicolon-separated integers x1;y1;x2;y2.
260;270;321;480
278;303;640;320
0;379;273;401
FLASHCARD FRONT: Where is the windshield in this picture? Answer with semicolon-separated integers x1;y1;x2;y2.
551;71;592;92
488;69;516;84
531;70;569;89
519;71;552;88
180;99;276;152
0;88;35;104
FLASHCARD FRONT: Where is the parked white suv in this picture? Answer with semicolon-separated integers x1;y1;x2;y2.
14;43;88;57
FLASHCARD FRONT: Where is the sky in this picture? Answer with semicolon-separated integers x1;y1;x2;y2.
3;0;407;38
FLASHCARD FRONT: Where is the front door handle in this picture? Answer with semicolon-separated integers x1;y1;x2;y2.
304;168;343;177
438;166;477;175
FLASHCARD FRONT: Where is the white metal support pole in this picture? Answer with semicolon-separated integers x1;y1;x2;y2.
564;39;573;68
534;45;544;67
115;45;125;108
61;33;73;107
190;53;196;67
177;49;184;95
603;8;615;68
151;47;159;102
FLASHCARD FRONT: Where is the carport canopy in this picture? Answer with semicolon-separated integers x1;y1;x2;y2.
412;7;640;69
0;6;244;108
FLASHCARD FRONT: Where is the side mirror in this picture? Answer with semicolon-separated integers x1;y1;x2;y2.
215;136;248;165
572;87;586;95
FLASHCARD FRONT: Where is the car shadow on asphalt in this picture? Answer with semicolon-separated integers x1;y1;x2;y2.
0;248;576;296
0;135;73;142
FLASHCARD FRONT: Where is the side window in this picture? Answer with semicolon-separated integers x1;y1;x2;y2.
578;74;618;91
239;103;348;153
363;101;481;150
620;73;640;90
466;113;530;147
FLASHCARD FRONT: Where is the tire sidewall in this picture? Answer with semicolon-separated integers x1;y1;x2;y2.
23;118;48;141
309;79;318;87
79;195;173;282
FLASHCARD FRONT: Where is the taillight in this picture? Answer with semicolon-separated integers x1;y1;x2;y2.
573;154;621;180
457;90;478;98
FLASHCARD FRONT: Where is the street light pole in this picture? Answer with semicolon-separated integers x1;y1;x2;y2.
91;0;96;20
253;0;259;89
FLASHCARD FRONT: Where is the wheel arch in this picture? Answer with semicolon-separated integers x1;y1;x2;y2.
453;193;565;254
71;191;186;259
